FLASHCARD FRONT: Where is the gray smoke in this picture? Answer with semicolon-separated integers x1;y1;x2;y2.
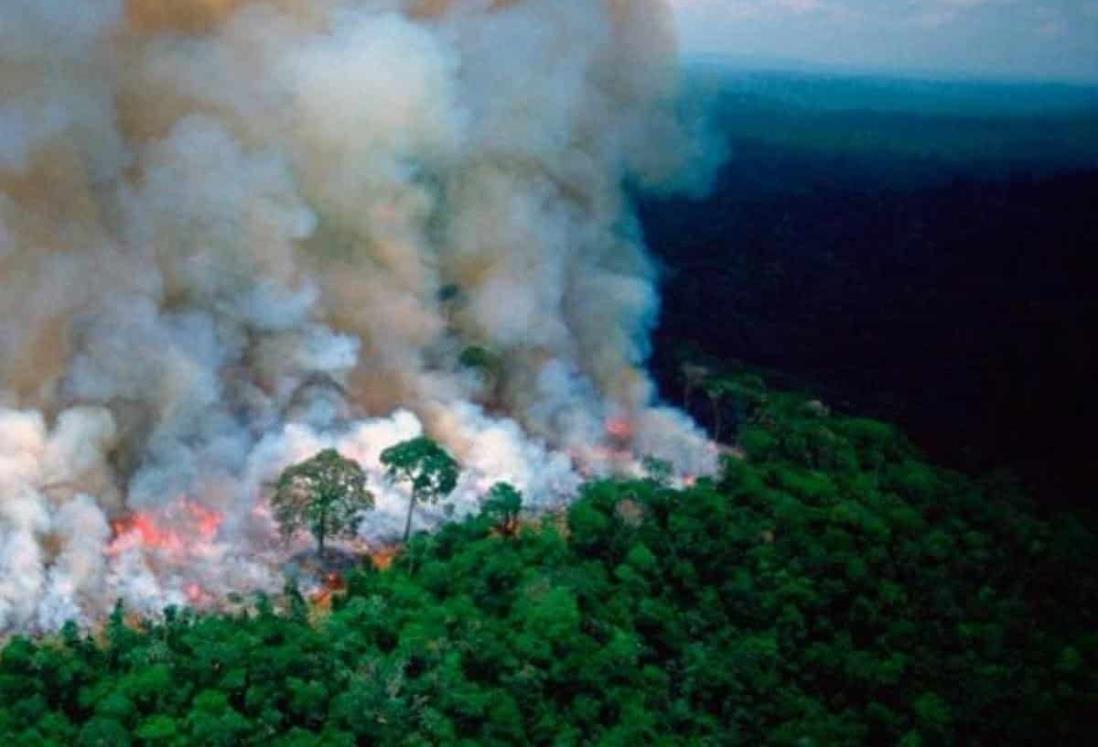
0;0;725;633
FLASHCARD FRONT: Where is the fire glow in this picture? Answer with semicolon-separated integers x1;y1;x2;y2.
0;0;723;633
605;417;635;442
108;499;224;558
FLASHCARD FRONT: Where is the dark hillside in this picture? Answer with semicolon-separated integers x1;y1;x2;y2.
642;72;1098;510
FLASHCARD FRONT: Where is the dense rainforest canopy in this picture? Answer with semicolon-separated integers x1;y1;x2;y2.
2;374;1094;746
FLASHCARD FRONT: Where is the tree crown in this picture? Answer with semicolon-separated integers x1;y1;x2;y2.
272;449;373;549
380;437;459;504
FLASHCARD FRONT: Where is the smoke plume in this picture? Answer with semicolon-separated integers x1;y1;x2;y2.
0;0;724;632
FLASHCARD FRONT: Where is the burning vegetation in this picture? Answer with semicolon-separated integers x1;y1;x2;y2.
107;501;223;559
0;0;723;634
1;372;1093;744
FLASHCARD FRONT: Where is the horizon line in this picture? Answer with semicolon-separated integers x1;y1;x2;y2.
680;52;1098;89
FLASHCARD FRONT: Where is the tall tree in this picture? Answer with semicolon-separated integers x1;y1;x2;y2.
272;449;373;557
380;437;459;543
483;482;523;537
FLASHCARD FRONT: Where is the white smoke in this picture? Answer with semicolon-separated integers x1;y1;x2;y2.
0;0;725;633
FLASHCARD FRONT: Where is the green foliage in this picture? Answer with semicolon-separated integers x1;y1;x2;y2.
483;482;523;536
380;437;460;542
458;345;501;376
2;374;1093;745
272;449;374;556
641;456;673;485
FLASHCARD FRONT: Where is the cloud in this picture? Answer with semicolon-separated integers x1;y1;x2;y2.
673;0;1098;81
674;0;869;30
674;0;833;21
910;0;998;28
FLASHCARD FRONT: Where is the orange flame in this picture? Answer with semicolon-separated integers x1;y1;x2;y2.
108;499;224;557
185;582;209;605
605;417;634;441
308;570;348;610
369;546;400;571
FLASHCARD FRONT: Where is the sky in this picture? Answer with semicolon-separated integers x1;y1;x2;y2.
671;0;1098;82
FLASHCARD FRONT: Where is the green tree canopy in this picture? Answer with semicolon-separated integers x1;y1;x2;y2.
2;370;1095;746
458;345;501;376
380;437;459;542
482;482;523;536
272;449;373;557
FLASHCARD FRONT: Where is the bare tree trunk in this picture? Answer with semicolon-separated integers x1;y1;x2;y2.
402;495;418;543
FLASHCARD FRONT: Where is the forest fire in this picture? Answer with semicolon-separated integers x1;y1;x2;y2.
0;0;719;633
308;571;348;610
367;545;401;571
184;582;212;606
107;500;224;558
605;417;635;442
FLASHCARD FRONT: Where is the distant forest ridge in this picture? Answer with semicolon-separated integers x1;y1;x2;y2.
678;66;1098;184
643;68;1097;510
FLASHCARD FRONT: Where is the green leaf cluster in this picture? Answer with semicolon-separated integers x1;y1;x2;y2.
272;449;373;556
381;437;460;543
